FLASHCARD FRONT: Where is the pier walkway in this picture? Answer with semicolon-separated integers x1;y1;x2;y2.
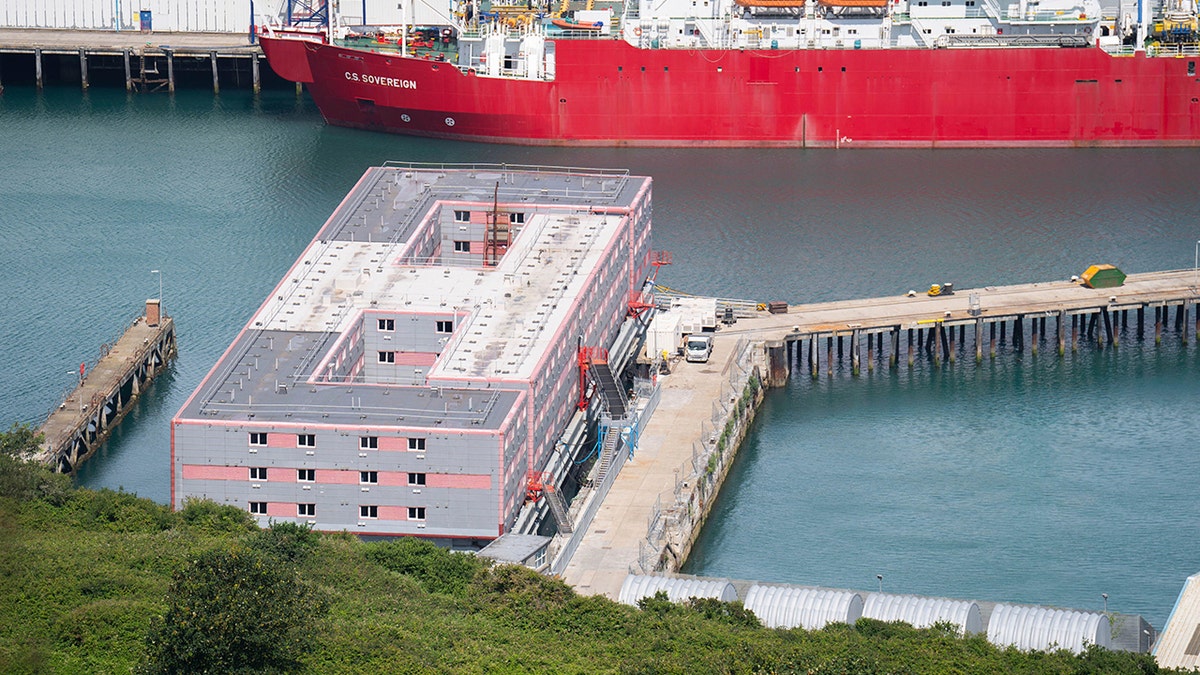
0;28;265;92
738;268;1199;348
563;268;1199;599
34;300;176;473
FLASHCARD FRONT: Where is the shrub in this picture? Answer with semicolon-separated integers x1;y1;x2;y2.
140;544;327;674
684;598;761;629
249;521;320;563
179;498;256;534
364;537;487;596
67;488;175;532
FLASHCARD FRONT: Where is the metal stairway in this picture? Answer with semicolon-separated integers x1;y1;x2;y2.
594;426;622;486
544;486;572;533
589;360;627;418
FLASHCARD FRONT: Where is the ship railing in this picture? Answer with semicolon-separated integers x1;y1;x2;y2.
994;6;1095;22
1147;42;1200;56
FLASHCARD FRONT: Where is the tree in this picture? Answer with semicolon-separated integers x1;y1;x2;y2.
0;423;70;503
140;544;327;674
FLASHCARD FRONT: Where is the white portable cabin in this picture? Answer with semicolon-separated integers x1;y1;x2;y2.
645;311;683;357
617;574;737;606
862;593;983;635
986;604;1112;654
743;585;864;630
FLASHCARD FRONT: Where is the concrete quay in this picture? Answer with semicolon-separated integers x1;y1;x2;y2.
563;268;1200;600
563;335;751;598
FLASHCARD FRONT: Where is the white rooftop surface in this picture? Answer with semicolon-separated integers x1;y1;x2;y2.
251;209;622;382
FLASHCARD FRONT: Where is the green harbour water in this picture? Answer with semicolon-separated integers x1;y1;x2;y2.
1;84;1198;628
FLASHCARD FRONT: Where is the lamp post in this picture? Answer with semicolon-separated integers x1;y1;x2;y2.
69;370;83;411
151;269;162;302
1194;240;1199;291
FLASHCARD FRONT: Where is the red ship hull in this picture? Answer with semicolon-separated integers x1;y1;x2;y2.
261;35;1200;147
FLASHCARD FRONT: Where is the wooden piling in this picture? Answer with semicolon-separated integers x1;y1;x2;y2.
1102;307;1115;347
34;48;43;89
946;323;955;363
989;321;996;358
933;323;942;366
1183;303;1191;345
907;328;914;366
975;318;983;361
123;49;132;91
1013;316;1023;352
1176;303;1185;332
1000;320;1007;345
1137;305;1145;338
826;336;833;376
851;329;861;376
1031;316;1039;356
167;49;175;92
890;326;900;368
79;49;88;90
1155;306;1163;344
1057;310;1065;356
252;53;261;94
809;336;818;379
867;331;875;372
837;335;844;361
210;51;220;94
1071;313;1078;352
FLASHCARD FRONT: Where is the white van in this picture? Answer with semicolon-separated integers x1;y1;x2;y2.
685;335;713;363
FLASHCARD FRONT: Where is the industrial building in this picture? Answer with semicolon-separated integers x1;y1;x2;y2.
172;163;652;543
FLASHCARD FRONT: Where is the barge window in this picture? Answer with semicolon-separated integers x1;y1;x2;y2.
249;502;267;515
436;320;454;333
378;350;395;363
298;469;315;482
360;505;377;519
453;240;470;252
298;434;315;447
454;210;470;222
249;467;267;481
249;432;267;446
360;436;378;449
408;507;426;520
409;437;426;451
408;472;427;486
298;503;315;517
1190;61;1195;76
378;318;394;331
360;471;378;484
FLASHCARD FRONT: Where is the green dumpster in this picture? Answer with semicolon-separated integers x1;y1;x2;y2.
1080;264;1126;289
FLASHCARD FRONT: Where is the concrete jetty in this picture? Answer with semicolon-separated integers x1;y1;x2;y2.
34;300;176;473
564;268;1199;606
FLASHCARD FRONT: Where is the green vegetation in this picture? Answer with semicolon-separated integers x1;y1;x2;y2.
0;424;1182;673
